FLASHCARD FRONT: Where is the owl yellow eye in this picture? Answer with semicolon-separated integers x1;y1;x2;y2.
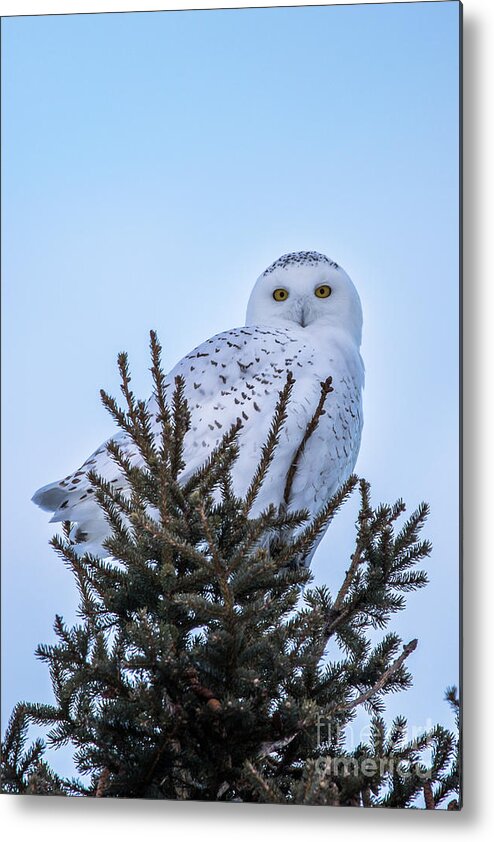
315;284;332;299
273;288;289;302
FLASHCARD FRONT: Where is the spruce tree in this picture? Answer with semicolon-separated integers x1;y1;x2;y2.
1;332;460;807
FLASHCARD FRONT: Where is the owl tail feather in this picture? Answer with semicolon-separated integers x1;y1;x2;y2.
32;481;68;513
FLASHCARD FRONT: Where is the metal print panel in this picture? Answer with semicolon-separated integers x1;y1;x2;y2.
1;1;462;808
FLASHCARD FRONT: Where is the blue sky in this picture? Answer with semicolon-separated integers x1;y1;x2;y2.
1;1;460;777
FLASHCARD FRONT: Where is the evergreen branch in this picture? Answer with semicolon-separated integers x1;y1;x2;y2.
86;471;136;520
243;761;285;804
322;543;366;640
197;505;234;616
170;375;191;479
149;329;172;434
0;704;68;795
50;536;102;623
104;440;142;485
243;371;295;514
283;376;333;506
333;639;418;713
100;354;156;464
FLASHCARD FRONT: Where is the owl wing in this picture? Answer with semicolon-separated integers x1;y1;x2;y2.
32;325;319;531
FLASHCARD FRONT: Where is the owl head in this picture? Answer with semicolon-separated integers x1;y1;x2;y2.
245;251;362;345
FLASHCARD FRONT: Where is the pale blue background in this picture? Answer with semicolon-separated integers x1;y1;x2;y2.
2;1;460;778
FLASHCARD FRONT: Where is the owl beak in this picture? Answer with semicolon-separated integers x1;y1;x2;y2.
299;304;309;328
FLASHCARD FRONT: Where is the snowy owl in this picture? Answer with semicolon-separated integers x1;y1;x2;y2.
33;251;364;562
